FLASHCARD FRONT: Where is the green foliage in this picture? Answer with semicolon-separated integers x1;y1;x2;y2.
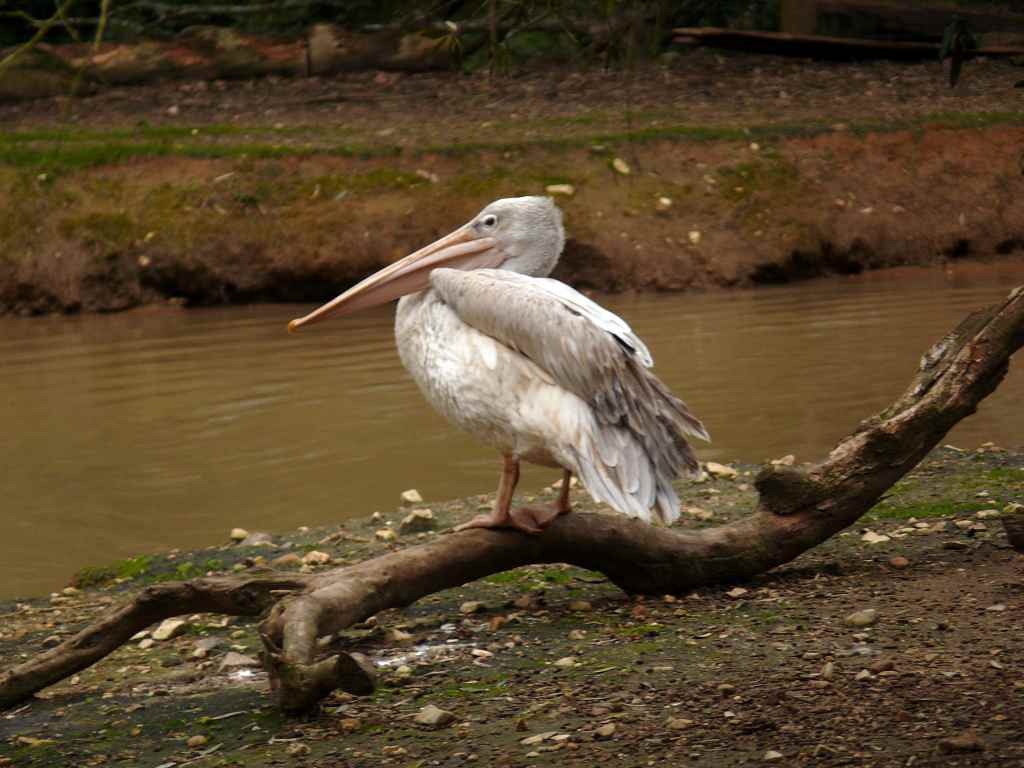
72;555;154;587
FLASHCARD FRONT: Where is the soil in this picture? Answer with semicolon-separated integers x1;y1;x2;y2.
4;51;1024;315
1;446;1022;767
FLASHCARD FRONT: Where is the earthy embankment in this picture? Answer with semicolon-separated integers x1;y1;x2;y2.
1;447;1022;766
3;53;1024;315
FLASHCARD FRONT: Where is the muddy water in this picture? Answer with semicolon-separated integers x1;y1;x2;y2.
3;262;1023;598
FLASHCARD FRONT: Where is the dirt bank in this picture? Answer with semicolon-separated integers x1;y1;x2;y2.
1;446;1022;766
3;53;1024;316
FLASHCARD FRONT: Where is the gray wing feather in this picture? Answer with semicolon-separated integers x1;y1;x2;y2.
431;268;709;525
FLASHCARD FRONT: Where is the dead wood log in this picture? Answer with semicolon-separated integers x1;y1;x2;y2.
672;26;1024;60
0;573;311;710
1;286;1022;713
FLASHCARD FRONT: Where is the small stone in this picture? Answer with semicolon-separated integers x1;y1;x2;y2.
869;658;895;673
771;454;795;467
167;105;180;116
986;604;1007;612
666;717;693;730
545;184;575;196
138;638;155;650
414;703;456;727
16;736;54;747
400;509;435;534
192;637;224;659
400;489;423;505
391;628;414;643
705;462;738;478
684;506;714;521
187;735;207;748
62;586;81;597
340;718;361;732
855;669;873;681
862;531;890;544
152;618;188;641
271;553;303;568
764;750;783;762
821;661;835;680
521;731;558;746
568;600;592;612
229;528;249;542
717;683;736;695
656;196;672;211
239;532;273;547
938;731;984;754
218;651;259;671
943;541;969;551
553;656;577;668
41;634;61;648
845;609;878;627
287;743;311;756
595;723;616;739
726;587;748;599
460;601;486;614
954;519;974;530
375;528;397;543
568;629;586;641
687;230;701;245
415;169;439;184
889;556;910;569
975;509;1000;519
611;158;631;175
302;550;331;565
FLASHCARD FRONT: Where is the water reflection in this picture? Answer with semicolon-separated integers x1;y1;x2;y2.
2;261;1022;597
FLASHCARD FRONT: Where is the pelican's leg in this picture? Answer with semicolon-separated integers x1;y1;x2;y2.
508;469;573;532
453;456;521;532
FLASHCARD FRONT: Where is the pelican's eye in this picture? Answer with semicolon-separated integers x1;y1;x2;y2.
481;214;498;228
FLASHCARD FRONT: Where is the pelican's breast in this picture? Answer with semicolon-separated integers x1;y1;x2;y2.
395;290;567;466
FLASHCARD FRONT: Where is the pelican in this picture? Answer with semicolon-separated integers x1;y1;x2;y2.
288;197;709;534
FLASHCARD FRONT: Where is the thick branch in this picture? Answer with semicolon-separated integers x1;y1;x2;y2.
1;286;1021;713
0;573;311;711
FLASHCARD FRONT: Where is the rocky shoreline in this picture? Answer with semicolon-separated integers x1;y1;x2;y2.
1;445;1022;766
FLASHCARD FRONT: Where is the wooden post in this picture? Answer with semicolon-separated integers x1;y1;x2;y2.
780;0;818;35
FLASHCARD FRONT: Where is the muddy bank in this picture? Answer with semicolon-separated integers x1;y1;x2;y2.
1;446;1022;766
4;118;1024;316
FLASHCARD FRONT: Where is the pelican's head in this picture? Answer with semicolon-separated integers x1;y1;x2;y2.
288;196;564;331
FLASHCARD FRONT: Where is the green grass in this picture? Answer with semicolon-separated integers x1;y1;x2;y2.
5;111;1023;175
866;499;991;520
982;467;1024;483
72;554;154;588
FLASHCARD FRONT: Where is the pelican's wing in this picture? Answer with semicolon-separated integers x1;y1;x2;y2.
430;268;709;523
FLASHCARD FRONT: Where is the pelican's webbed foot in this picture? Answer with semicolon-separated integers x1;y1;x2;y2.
509;504;568;534
453;505;565;535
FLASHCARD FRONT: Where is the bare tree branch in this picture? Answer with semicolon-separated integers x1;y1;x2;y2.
1;286;1021;713
0;0;77;81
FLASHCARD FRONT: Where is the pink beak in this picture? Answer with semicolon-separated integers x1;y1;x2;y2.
288;225;502;332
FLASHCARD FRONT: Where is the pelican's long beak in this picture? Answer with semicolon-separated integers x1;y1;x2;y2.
288;226;500;332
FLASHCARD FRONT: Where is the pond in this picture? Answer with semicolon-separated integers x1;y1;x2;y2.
2;260;1022;598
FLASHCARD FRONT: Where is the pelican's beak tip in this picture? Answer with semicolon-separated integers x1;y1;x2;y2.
287;319;302;334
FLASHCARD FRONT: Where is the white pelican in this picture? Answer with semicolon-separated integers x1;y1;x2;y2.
288;196;709;534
